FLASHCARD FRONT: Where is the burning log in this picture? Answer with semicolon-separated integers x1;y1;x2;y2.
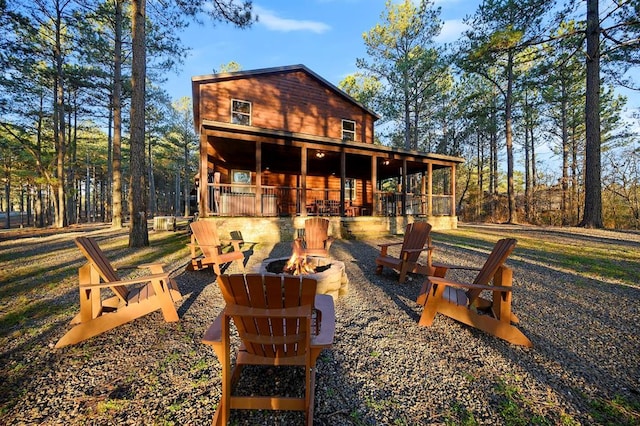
283;240;317;275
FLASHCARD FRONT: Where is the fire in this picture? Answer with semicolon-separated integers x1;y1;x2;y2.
283;240;317;275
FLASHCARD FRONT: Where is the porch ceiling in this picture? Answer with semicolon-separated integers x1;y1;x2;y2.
206;134;456;180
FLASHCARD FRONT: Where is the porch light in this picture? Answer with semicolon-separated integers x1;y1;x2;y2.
382;159;390;166
316;151;325;159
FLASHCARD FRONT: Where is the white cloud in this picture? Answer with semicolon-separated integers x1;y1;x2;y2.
436;19;469;43
254;5;331;34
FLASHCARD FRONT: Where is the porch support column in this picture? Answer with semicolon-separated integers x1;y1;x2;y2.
371;156;378;216
198;132;208;218
301;147;307;216
340;151;346;216
450;163;456;217
255;142;262;216
421;170;427;215
402;158;408;216
427;163;433;216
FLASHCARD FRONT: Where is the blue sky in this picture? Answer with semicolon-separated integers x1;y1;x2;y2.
164;0;480;101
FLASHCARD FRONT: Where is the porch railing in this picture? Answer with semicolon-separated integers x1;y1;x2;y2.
206;183;454;217
373;192;454;217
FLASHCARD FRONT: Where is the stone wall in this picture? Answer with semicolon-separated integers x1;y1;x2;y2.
205;216;457;243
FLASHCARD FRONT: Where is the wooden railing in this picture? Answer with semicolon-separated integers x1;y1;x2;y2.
373;192;454;216
206;184;454;217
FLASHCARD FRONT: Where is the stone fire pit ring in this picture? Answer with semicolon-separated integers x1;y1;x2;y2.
254;257;349;301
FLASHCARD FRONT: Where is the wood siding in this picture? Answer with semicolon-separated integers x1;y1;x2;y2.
198;70;375;143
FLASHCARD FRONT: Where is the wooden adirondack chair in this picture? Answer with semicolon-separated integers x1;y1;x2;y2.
294;217;334;257
375;221;434;283
416;238;532;347
202;274;335;425
55;237;182;348
187;220;245;275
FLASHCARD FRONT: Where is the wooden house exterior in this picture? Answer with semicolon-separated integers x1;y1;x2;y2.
191;65;464;235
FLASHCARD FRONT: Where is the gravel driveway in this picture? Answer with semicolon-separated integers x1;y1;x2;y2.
1;223;639;425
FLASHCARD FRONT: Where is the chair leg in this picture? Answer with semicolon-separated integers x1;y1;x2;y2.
398;261;410;283
418;282;445;327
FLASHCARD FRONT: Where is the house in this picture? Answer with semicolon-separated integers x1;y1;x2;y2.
191;65;464;241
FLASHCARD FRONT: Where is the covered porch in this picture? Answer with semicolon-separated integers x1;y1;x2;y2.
197;121;464;227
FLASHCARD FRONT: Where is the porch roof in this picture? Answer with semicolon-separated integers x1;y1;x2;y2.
201;120;464;180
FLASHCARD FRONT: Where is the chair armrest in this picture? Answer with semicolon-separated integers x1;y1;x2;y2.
431;261;481;272
403;246;433;255
429;276;513;292
220;238;243;245
377;241;403;249
202;313;224;346
312;294;335;347
221;239;243;251
79;273;171;289
325;236;335;251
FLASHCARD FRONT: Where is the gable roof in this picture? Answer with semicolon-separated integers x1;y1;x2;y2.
191;64;381;128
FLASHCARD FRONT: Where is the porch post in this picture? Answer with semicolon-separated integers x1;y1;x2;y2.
255;141;262;216
421;171;426;215
301;147;308;216
402;159;407;215
199;132;208;218
450;163;456;217
427;163;433;217
340;151;346;216
371;156;378;216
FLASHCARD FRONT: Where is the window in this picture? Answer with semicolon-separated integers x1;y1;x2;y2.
231;99;251;125
342;119;355;141
346;178;357;201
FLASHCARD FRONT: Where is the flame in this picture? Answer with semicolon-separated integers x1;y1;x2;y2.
283;240;317;275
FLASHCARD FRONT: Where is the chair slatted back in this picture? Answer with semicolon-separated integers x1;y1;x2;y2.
468;238;517;300
304;217;330;251
74;237;129;302
190;220;221;257
218;274;317;358
401;221;432;262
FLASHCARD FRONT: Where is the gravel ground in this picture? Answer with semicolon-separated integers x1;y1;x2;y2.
1;224;639;425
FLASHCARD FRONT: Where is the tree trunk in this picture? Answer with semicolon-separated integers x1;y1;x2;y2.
128;0;149;247
148;138;156;216
505;52;516;224
524;91;531;222
581;0;603;228
112;0;124;229
53;6;66;228
561;85;569;225
183;141;190;217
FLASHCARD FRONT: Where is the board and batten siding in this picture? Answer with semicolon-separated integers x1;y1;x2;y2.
198;70;375;144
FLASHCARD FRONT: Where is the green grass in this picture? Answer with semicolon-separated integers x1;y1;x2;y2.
589;394;640;425
432;229;640;286
444;401;478;426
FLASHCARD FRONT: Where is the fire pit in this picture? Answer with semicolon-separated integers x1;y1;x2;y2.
254;256;349;301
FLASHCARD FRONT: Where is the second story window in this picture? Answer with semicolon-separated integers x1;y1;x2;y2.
231;99;251;125
342;119;356;141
